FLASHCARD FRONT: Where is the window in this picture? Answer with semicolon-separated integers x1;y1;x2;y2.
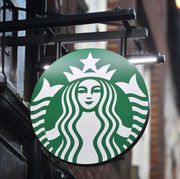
0;0;26;96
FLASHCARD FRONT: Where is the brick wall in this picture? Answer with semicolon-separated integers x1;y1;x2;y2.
140;1;168;179
150;65;165;179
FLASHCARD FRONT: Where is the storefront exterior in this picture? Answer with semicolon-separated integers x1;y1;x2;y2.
0;1;180;179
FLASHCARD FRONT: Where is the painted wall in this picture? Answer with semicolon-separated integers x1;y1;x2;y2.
164;67;180;179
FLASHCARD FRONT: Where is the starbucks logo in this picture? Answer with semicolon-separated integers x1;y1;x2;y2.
30;49;150;165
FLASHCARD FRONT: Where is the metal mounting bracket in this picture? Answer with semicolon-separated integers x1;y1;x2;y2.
4;27;148;47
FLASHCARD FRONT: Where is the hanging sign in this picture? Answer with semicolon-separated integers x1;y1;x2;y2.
30;49;150;165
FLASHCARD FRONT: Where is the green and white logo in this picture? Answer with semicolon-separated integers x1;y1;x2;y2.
30;49;150;165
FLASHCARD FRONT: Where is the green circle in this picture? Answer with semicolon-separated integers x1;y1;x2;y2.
30;48;150;165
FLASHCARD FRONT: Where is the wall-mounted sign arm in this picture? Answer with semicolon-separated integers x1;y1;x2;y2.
0;8;135;32
120;20;132;57
5;27;148;46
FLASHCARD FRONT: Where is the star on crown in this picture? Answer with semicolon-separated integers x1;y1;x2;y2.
64;52;116;82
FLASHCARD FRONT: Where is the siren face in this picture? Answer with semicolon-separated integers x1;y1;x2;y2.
77;79;101;110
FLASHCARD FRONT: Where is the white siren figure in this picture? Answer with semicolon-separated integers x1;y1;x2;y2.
45;53;132;164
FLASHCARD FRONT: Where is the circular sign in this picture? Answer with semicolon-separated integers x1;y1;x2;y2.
30;49;150;165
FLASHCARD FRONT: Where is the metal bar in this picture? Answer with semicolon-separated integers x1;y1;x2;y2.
28;139;41;179
0;8;136;32
122;20;131;30
120;38;127;57
0;136;26;161
5;27;148;46
4;0;15;7
124;38;128;57
1;0;7;83
134;39;143;54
